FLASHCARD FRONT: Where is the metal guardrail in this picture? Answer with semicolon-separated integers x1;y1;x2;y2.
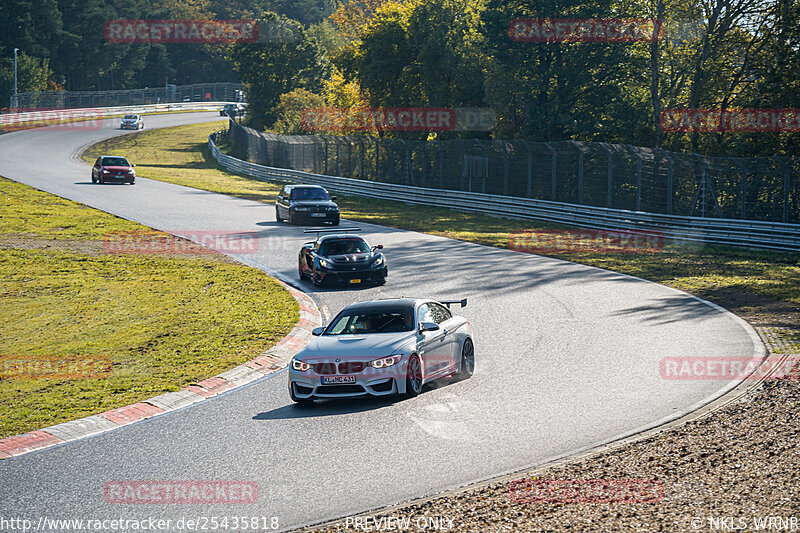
1;102;233;126
209;131;800;252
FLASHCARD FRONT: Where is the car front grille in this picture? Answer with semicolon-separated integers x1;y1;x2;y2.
311;363;337;375
338;362;366;374
316;384;366;395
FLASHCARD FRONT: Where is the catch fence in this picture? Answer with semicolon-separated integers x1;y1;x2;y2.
228;122;799;224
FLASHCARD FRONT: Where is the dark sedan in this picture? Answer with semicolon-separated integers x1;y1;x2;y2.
276;185;339;225
91;156;135;185
299;229;387;286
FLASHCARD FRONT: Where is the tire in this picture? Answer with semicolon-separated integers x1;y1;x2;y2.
455;338;475;380
99;175;104;184
311;266;321;287
288;212;296;225
91;174;97;184
298;257;307;280
405;355;422;398
275;207;283;222
331;216;340;226
128;179;135;185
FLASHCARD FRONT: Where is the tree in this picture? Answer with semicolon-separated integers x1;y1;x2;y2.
230;13;326;129
272;88;325;134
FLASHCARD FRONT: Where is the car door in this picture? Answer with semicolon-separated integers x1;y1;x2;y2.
430;303;458;373
92;158;101;179
417;303;450;379
277;186;290;218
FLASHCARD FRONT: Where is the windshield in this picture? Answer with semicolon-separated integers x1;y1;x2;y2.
291;187;329;201
103;157;130;166
123;115;137;120
326;309;414;335
319;238;370;256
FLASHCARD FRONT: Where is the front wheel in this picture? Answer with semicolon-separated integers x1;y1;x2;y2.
455;338;475;380
298;257;307;280
91;174;97;184
405;355;422;398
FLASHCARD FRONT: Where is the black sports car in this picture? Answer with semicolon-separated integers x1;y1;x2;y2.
298;228;387;286
276;184;340;225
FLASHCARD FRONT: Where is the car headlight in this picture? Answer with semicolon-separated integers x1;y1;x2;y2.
319;259;331;269
327;206;339;212
291;359;311;372
370;355;401;369
372;255;384;267
102;169;109;173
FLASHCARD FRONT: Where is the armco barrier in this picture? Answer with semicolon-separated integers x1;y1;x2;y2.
208;131;800;252
0;102;234;126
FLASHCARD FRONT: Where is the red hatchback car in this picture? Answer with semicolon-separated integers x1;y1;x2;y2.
91;155;136;185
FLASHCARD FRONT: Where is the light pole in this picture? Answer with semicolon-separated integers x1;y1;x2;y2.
13;48;19;109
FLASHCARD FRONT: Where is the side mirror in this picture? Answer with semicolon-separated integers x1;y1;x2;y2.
312;327;325;336
418;322;439;334
131;164;136;167
331;196;338;201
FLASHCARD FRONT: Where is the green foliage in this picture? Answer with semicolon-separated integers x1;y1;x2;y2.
273;88;325;134
230;13;327;130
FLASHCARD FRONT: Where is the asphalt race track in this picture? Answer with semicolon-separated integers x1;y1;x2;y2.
0;113;762;530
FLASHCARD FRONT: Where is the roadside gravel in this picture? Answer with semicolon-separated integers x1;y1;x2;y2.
307;325;799;532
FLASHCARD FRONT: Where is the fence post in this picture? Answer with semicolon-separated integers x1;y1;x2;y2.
733;158;749;219
569;140;584;204
663;152;674;214
544;142;556;201
502;142;509;195
520;140;533;198
626;144;643;211
600;143;613;208
436;140;444;188
774;157;791;223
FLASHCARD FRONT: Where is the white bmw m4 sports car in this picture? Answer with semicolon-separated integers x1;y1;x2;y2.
288;298;474;404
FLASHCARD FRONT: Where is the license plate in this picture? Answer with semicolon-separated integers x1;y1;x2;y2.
321;375;356;384
349;279;361;284
310;213;326;217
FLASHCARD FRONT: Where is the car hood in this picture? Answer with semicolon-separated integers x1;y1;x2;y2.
298;331;415;361
325;253;372;263
291;200;337;208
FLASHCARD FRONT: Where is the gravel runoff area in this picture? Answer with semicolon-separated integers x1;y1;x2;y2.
306;324;800;533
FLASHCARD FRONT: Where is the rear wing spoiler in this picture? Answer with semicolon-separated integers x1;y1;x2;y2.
440;298;467;308
303;227;361;238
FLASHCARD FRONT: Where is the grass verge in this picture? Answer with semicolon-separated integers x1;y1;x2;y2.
82;121;800;329
0;176;298;438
